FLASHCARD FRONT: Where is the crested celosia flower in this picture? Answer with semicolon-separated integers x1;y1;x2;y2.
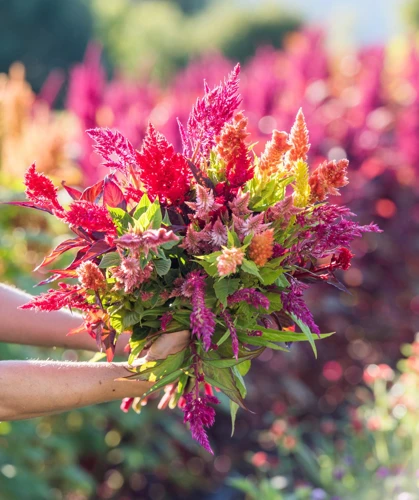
63;200;117;238
135;123;191;205
221;309;239;359
113;258;153;294
285;108;310;168
87;127;137;173
182;392;220;454
333;247;354;271
309;159;349;202
227;288;270;310
76;261;106;291
248;228;274;267
24;163;64;215
20;283;91;312
281;281;320;335
216;247;245;276
182;271;215;350
258;130;290;177
182;64;241;165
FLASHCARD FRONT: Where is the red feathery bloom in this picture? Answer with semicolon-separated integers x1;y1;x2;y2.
309;159;349;202
76;261;106;291
124;186;144;204
63;200;117;238
259;130;291;176
182;64;241;164
248;229;275;267
136;124;191;205
24;163;64;215
182;392;220;454
160;312;173;332
334;247;354;271
286;108;310;167
87;128;137;173
20;283;90;312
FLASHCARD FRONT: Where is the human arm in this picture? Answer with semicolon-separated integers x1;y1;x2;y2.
0;330;190;420
0;283;129;354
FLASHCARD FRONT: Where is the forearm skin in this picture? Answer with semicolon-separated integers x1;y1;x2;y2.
0;360;151;420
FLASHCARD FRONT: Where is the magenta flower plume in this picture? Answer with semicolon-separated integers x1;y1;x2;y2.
87;128;137;173
136;123;191;205
228;288;270;310
160;312;173;332
182;271;216;351
182;64;241;164
24;163;64;215
281;281;320;335
182;392;220;454
221;309;239;359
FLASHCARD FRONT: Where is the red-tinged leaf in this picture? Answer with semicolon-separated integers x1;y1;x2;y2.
66;240;112;270
34;238;88;271
81;179;104;203
62;181;82;200
35;274;62;287
103;177;126;209
67;323;86;335
101;329;116;361
2;201;52;213
35;269;79;287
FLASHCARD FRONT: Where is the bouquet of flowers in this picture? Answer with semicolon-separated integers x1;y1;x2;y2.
9;65;379;453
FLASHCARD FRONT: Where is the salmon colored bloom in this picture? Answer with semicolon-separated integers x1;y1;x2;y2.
216;247;245;276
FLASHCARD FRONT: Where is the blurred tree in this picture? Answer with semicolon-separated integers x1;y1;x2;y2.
0;0;93;92
90;0;300;81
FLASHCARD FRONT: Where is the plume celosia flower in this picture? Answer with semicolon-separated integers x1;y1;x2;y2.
227;288;270;310
216;247;245;276
228;190;252;217
20;283;91;312
77;261;106;291
160;312;173;332
182;271;216;351
286;108;310;167
113;258;153;293
182;392;220;454
309;159;349;202
281;281;320;335
258;130;290;177
63;200;117;238
87;127;137;173
182;64;241;164
135;124;191;205
24;163;64;215
233;212;271;239
221;309;239;359
248;229;274;267
115;228;179;257
210;218;228;248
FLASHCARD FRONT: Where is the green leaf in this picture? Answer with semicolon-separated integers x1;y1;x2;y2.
195;259;218;276
110;311;125;334
162;209;171;226
129;348;187;383
99;252;121;269
137;368;185;402
202;347;263;368
170;372;189;408
122;311;141;329
133;194;151;219
259;266;285;286
275;274;290;288
227;229;241;248
216;329;231;346
237;360;251;376
128;338;148;364
195;250;222;263
203;364;247;409
232;366;247;398
291;313;317;358
213;278;240;307
88;352;107;362
241;258;262;280
242;233;253;246
154;258;171;276
264;292;283;313
230;401;239;437
108;207;134;234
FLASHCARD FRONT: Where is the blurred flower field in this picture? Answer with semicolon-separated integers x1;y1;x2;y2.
1;21;419;500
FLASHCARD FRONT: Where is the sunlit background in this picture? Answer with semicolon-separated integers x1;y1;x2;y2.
1;0;419;499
